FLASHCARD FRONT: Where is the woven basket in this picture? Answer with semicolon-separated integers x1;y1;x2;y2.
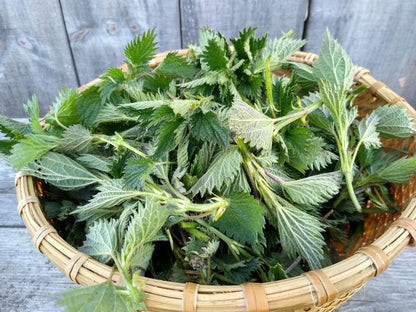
15;50;416;312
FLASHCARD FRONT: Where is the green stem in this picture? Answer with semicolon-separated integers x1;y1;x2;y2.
265;55;276;118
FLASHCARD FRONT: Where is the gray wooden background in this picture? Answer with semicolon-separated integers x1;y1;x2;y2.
1;0;416;117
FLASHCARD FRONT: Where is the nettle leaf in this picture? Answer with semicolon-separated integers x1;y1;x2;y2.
0;115;29;140
76;154;112;173
24;95;43;134
124;158;155;190
75;85;104;128
58;279;145;312
366;155;416;184
274;198;325;270
154;51;197;79
309;149;339;171
313;29;354;88
79;218;118;263
124;28;157;68
374;105;414;138
281;171;342;206
10;134;60;169
213;193;264;245
57;124;93;154
95;103;137;126
229;98;274;151
200;39;228;71
73;179;140;221
290;62;318;91
189;146;243;197
356;111;381;149
24;152;103;190
190;109;230;147
47;87;79;127
154;117;185;159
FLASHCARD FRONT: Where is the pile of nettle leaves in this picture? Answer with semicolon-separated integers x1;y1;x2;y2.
2;27;416;310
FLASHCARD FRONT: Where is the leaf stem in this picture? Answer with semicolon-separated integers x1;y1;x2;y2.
265;55;276;118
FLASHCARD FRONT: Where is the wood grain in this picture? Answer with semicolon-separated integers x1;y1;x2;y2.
180;0;308;45
0;0;78;117
59;0;182;85
304;0;416;108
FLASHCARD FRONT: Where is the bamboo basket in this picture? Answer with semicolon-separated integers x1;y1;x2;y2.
15;50;416;312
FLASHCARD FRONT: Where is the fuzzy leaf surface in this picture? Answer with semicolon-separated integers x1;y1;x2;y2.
229;98;274;151
357;111;381;149
79;219;118;263
213;193;264;245
124;28;157;67
313;29;354;88
124;158;155;190
189;146;243;197
190;109;230;147
374;105;414;138
57;124;93;154
24;152;103;190
153;51;197;79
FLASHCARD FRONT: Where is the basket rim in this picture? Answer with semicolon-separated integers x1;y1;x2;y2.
15;50;416;312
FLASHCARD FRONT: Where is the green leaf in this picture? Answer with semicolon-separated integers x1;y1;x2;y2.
73;179;140;221
153;51;197;79
23;95;43;134
124;28;157;68
189;146;243;197
201;38;228;71
58;280;145;312
229;98;274;151
98;67;126;101
213;193;264;245
374;105;414;138
153;117;185;159
0;115;29;139
79;219;118;263
24;152;103;190
280;171;342;206
313;29;354;88
274;198;325;270
57;124;93;154
75;85;104;128
365;155;416;184
124;158;155;190
190;109;230;147
76;154;112;173
46;87;79;127
9;134;60;169
223;257;262;284
95;104;137;126
290;62;318;91
356;111;381;149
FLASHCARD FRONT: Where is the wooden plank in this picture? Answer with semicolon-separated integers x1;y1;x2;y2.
180;0;308;45
60;0;182;85
336;247;416;311
303;0;416;108
0;0;78;117
0;227;77;312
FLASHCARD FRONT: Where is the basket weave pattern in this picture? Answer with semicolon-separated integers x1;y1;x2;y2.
15;50;416;312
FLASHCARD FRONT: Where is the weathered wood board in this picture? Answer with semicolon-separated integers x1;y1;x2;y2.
59;0;182;85
180;0;308;44
0;0;78;117
304;0;416;108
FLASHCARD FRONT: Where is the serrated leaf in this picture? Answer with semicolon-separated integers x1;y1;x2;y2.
374;105;414;138
9;134;60;169
290;62;318;90
79;219;118;263
154;51;197;79
124;158;155;190
124;28;157;68
58;280;145;312
201;38;229;71
229;98;274;151
57;124;93;154
313;29;354;88
47;87;79;127
281;171;342;206
224;257;262;284
24;151;103;190
94;104;137;126
73;179;140;221
153;117;185;159
189;146;243;197
274;198;325;270
75;85;104;128
213;193;264;244
366;155;416;184
0;115;29;139
24;95;43;134
190;109;230;147
309;149;339;171
357;111;381;149
77;154;112;172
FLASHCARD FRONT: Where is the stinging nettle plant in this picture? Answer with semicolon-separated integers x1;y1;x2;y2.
2;27;415;311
